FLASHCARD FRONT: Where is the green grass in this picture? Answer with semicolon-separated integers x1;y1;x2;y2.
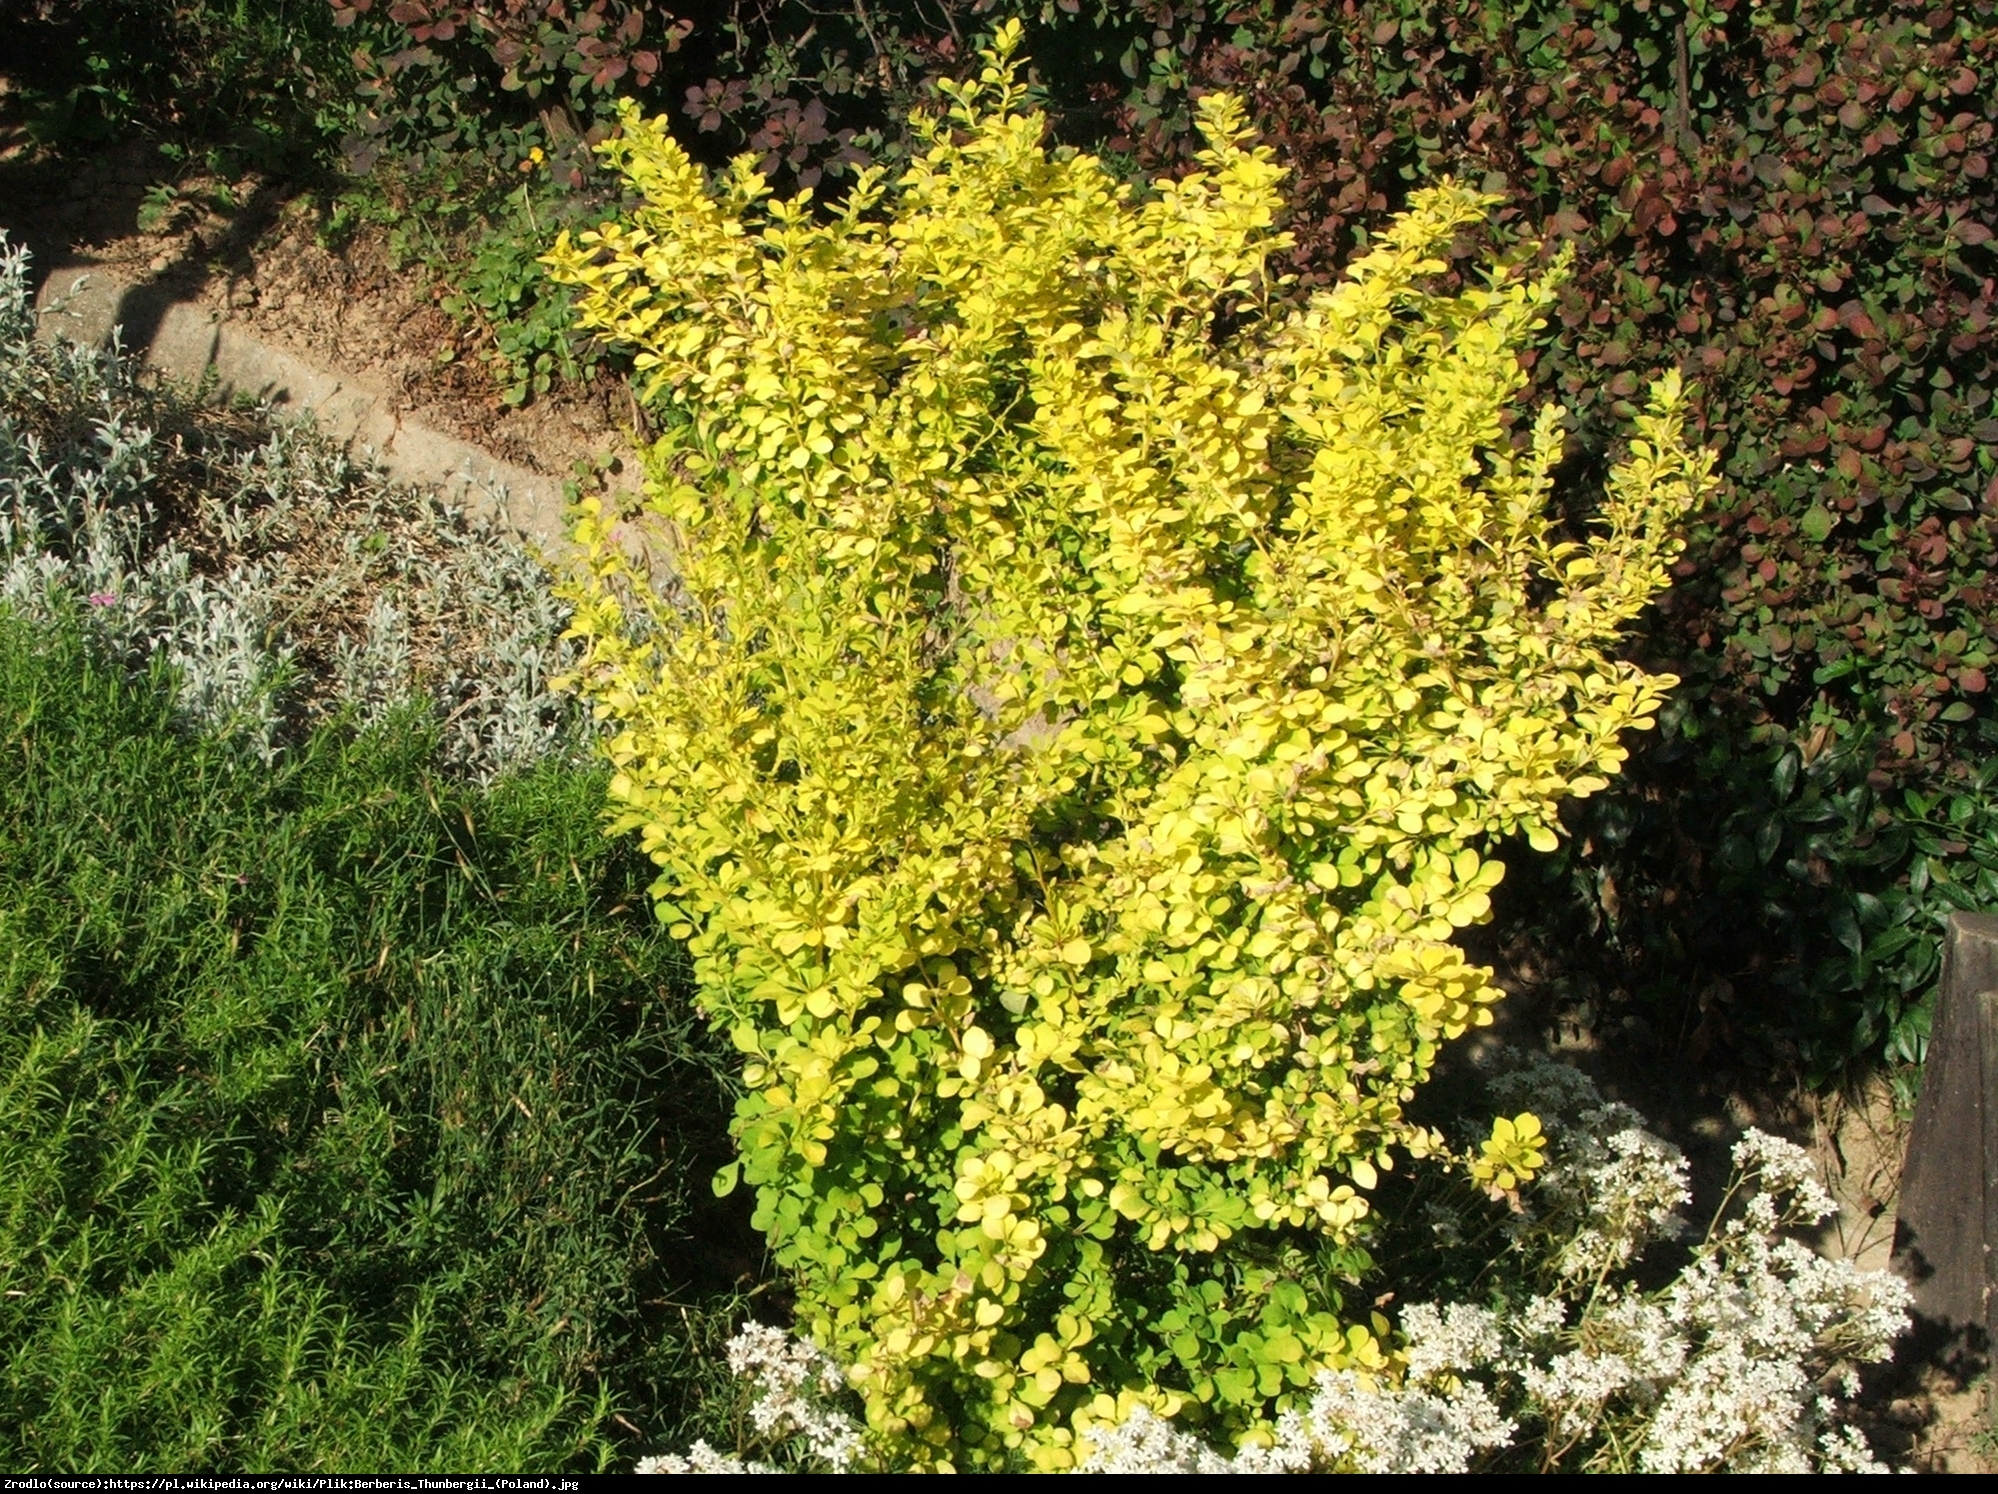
0;599;757;1473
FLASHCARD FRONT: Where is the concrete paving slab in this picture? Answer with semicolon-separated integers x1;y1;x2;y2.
33;264;581;564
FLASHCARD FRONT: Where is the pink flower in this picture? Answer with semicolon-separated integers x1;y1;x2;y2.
87;592;118;607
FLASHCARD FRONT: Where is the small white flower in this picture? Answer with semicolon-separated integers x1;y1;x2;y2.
1482;1049;1607;1125
635;1440;773;1473
1074;1406;1246;1474
1514;1294;1568;1341
636;1325;864;1474
1730;1129;1839;1224
1537;1114;1693;1281
1817;1420;1895;1474
1298;1369;1515;1474
1520;1348;1637;1436
1402;1301;1503;1382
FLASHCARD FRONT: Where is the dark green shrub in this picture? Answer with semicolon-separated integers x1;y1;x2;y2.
316;3;1148;403
1066;1;1998;1081
0;0;356;165
325;3;1116;185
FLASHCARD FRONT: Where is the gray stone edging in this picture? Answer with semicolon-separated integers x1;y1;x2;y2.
32;264;583;564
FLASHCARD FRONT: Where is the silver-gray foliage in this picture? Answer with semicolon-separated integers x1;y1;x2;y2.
0;231;597;781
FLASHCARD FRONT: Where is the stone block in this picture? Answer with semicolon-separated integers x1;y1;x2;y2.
1893;911;1998;1386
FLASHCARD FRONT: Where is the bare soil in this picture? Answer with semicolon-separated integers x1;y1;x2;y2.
0;101;636;491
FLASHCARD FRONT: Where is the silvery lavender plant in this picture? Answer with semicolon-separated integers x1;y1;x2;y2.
0;231;599;781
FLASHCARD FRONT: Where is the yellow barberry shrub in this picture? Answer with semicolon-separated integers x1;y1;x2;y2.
542;19;1716;1472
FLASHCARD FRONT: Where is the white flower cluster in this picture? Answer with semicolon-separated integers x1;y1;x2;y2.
1070;1406;1244;1474
627;1079;1909;1476
1484;1055;1605;1121
1073;1370;1513;1476
1486;1051;1694;1284
634;1322;865;1474
1272;1369;1516;1475
1069;1101;1908;1476
1731;1125;1842;1227
1624;1128;1908;1474
1529;1106;1694;1281
1400;1301;1504;1382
